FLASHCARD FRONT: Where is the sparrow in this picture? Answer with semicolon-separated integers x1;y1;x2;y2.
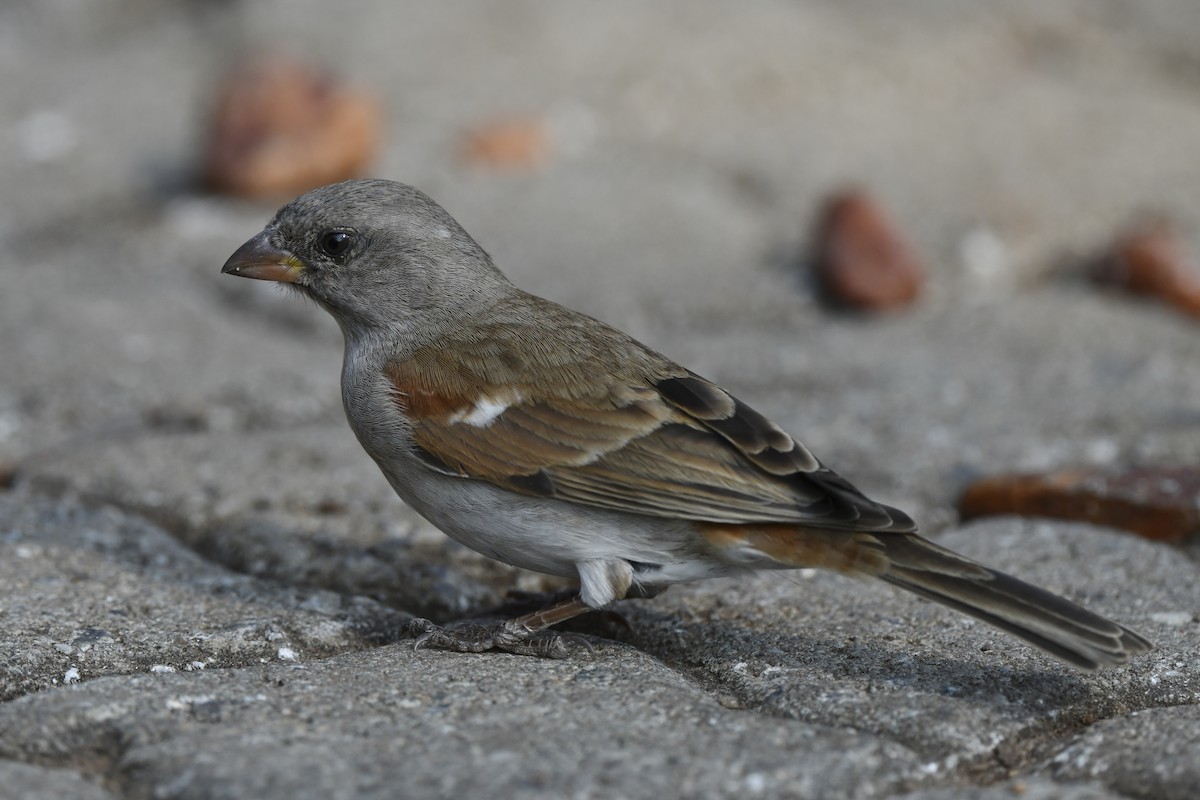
221;178;1152;669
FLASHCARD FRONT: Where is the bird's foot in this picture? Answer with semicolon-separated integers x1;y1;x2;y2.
406;617;594;659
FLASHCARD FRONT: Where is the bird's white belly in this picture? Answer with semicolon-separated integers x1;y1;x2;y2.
382;455;695;580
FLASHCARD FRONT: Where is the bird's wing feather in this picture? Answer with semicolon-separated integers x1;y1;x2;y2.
386;317;914;533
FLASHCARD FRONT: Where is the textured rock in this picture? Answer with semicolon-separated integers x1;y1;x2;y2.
1045;705;1200;800
0;491;409;703
624;519;1198;764
0;761;116;800
0;648;924;800
898;779;1124;800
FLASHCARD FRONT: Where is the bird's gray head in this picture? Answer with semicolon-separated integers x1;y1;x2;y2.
221;179;513;340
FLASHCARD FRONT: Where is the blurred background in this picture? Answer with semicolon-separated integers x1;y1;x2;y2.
8;1;1200;291
3;0;1200;535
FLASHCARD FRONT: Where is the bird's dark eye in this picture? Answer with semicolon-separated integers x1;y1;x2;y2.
319;230;354;258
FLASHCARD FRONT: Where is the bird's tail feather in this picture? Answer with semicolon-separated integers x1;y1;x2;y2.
876;534;1152;670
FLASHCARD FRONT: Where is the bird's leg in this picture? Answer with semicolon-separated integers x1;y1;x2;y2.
485;586;647;638
488;587;581;616
407;595;595;658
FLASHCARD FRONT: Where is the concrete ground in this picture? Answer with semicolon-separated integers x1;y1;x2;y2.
2;1;1198;798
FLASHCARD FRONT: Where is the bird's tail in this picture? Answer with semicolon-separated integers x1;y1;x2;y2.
875;533;1152;670
701;524;1152;669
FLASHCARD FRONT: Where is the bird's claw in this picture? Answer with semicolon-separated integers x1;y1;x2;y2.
406;618;593;659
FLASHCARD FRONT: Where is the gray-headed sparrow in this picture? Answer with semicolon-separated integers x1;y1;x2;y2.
222;179;1150;669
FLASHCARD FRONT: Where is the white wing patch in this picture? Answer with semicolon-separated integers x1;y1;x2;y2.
449;394;516;427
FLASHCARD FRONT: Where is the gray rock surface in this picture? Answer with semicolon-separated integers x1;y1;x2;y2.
898;780;1125;800
3;1;1199;798
1043;705;1200;800
0;761;117;800
0;647;923;800
0;492;410;703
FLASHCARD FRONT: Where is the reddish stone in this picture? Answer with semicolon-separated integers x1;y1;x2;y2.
204;56;380;199
1098;220;1200;318
813;190;924;311
460;118;550;170
959;467;1200;544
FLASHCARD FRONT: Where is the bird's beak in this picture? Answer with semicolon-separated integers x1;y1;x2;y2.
221;231;305;283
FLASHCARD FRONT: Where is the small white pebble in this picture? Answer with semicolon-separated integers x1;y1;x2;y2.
1083;438;1120;465
265;629;284;642
0;411;21;442
1150;611;1193;627
53;643;73;655
63;667;80;685
958;226;1010;288
1157;478;1181;495
277;646;297;662
17;109;78;163
743;772;766;793
150;664;176;674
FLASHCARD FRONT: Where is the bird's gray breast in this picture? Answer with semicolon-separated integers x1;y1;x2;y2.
340;346;413;465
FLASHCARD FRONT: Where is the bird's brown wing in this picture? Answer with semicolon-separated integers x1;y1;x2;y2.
386;322;914;532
